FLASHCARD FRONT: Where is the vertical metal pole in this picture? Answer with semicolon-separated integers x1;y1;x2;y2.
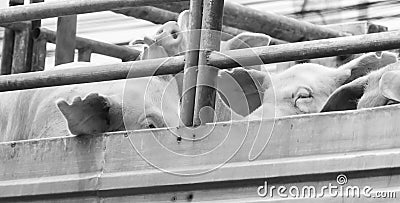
180;0;204;127
30;0;46;71
193;0;224;126
1;0;22;75
55;15;77;65
78;48;92;62
1;29;15;75
10;0;31;74
31;37;46;71
12;26;31;74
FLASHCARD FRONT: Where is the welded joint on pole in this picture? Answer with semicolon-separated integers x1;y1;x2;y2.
203;49;214;65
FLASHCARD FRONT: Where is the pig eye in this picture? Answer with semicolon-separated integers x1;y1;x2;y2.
386;99;399;105
293;87;312;100
294;87;313;112
297;92;311;99
156;29;163;35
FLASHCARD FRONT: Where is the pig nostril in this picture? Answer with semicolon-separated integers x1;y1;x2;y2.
171;30;179;39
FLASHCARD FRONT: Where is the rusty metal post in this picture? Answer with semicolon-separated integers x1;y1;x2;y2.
30;0;46;71
113;6;179;24
0;0;188;24
193;0;224;126
9;0;32;74
1;0;22;75
55;15;77;65
78;48;92;62
11;23;31;74
31;37;46;71
1;30;400;92
180;0;204;127
1;29;15;75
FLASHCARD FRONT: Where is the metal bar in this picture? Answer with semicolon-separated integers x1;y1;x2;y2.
0;31;400;92
30;0;43;29
31;38;46;71
193;0;225;126
0;56;184;92
155;1;349;42
33;28;140;61
180;0;203;126
0;29;15;75
29;0;45;72
78;48;92;62
208;31;400;68
0;0;23;75
113;6;178;25
155;1;190;13
9;0;24;5
0;21;30;31
0;0;188;24
55;15;77;65
11;26;30;73
112;6;287;44
222;2;349;42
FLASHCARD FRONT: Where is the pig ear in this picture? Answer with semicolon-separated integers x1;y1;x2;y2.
222;32;272;51
379;70;400;102
339;51;397;84
218;68;269;116
320;77;367;112
57;93;111;136
177;10;190;32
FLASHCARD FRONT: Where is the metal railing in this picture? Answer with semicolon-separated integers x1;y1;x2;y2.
0;0;399;127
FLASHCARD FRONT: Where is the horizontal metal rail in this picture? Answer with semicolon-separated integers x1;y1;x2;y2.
0;30;400;92
0;0;187;24
0;21;31;31
113;6;179;25
1;1;343;43
33;28;141;61
113;6;287;44
155;1;350;42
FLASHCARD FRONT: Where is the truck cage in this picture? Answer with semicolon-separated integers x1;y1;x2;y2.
0;0;399;202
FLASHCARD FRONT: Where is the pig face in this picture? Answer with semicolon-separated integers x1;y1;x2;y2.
248;52;398;119
322;60;400;112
